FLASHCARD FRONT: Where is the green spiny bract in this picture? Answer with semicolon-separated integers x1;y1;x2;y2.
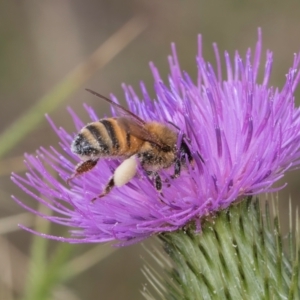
143;198;299;300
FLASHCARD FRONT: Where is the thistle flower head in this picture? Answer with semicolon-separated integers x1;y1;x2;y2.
12;29;300;244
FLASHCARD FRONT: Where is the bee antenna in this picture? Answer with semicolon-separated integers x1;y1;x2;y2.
167;121;180;131
85;89;116;103
196;151;205;164
167;121;192;145
85;88;147;124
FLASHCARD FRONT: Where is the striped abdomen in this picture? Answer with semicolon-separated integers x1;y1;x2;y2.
71;118;143;158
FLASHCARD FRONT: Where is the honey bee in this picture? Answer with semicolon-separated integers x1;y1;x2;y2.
68;89;193;201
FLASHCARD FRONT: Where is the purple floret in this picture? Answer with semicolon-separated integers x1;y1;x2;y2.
12;29;300;244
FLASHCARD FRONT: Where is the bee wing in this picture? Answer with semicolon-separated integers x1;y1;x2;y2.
86;89;146;125
117;117;164;148
86;88;165;148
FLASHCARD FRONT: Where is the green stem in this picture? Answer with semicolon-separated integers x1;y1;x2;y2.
22;205;73;300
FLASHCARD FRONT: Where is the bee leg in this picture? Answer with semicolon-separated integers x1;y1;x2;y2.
171;158;181;179
153;172;162;191
144;170;162;190
92;155;138;202
67;159;99;185
91;177;115;202
146;170;170;188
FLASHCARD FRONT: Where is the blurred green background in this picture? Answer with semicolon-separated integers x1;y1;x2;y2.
1;1;300;299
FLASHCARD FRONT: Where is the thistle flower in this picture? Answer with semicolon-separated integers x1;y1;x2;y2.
12;29;300;244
